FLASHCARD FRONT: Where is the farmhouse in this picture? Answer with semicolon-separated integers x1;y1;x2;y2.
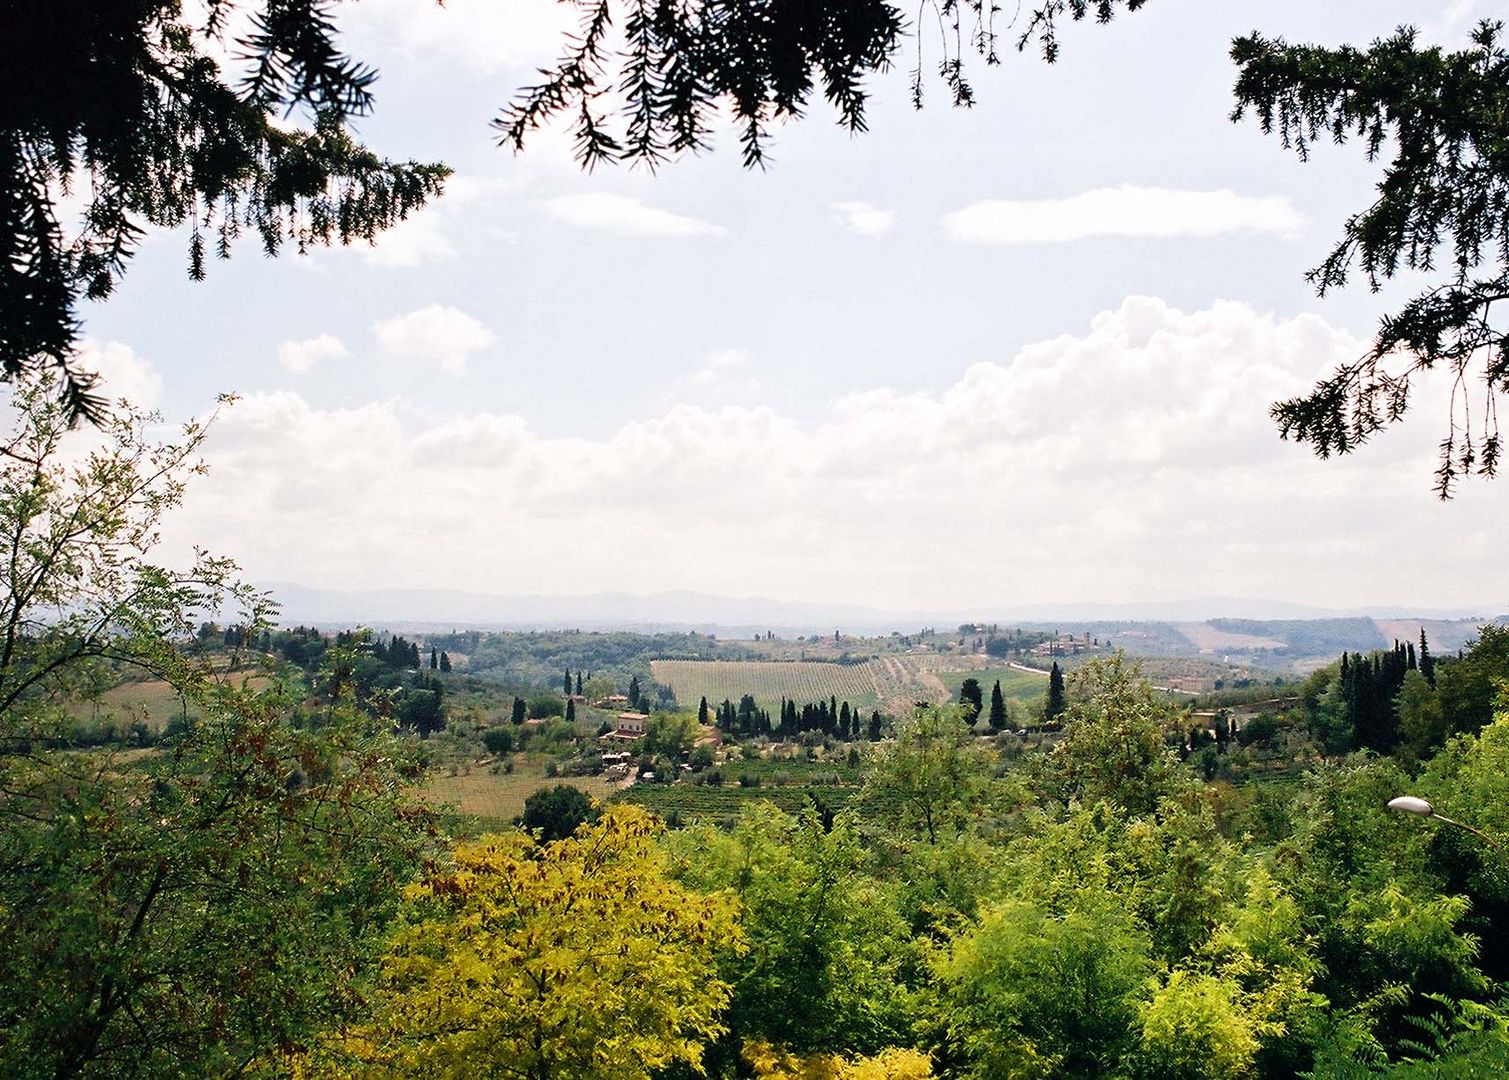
601;711;649;742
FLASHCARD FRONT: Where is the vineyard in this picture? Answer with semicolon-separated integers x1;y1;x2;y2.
652;656;972;715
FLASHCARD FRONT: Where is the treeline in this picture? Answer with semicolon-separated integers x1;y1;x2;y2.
1295;626;1508;763
426;629;748;694
704;695;884;741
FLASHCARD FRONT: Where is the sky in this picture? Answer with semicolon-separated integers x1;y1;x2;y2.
62;0;1509;616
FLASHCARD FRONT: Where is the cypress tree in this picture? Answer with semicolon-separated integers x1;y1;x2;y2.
959;677;983;720
566;697;576;723
439;651;451;673
1045;662;1067;724
564;670;572;696
511;696;527;725
1420;628;1436;688
698;696;709;726
989;680;1006;731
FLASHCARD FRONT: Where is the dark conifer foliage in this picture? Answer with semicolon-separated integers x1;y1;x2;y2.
1338;640;1415;753
989;680;1007;731
1238;23;1509;495
1045;661;1067;724
0;0;448;417
711;695;874;740
958;677;984;721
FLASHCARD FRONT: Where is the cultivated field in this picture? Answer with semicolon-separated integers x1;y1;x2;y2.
420;765;618;830
652;655;983;715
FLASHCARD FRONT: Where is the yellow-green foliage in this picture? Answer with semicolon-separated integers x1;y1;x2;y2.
1140;970;1261;1079
307;806;741;1078
745;1040;934;1080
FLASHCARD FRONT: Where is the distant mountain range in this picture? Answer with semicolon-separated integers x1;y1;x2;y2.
257;583;1501;635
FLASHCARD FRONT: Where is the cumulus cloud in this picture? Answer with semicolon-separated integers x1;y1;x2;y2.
540;194;725;238
942;186;1306;245
831;201;895;236
167;298;1502;612
76;339;163;409
374;305;496;375
278;334;350;374
359;212;457;267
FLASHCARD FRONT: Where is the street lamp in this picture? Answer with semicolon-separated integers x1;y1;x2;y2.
1387;795;1501;849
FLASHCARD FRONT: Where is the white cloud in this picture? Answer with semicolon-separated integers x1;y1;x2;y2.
166;297;1507;612
278;334;350;374
688;349;748;387
540;194;725;238
669;348;762;404
373;305;496;375
942;186;1306;245
77;339;163;410
831;201;895;236
360;212;458;268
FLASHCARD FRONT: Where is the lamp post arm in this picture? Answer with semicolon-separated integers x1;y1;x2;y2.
1430;813;1503;852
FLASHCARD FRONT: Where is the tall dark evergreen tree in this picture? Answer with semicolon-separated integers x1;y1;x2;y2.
698;696;709;726
988;680;1007;731
565;697;576;723
958;677;983;721
629;675;641;710
1045;661;1067;724
564;670;573;696
511;696;527;725
439;651;452;674
1420;628;1437;688
429;647;438;670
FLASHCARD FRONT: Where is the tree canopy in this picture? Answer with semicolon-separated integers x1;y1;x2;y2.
309;806;740;1079
0;375;434;1076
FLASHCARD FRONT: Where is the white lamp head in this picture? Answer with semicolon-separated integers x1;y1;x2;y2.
1388;796;1435;817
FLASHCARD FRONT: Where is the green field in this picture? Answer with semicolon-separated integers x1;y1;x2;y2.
69;673;278;733
420;765;618;829
938;666;1048;706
